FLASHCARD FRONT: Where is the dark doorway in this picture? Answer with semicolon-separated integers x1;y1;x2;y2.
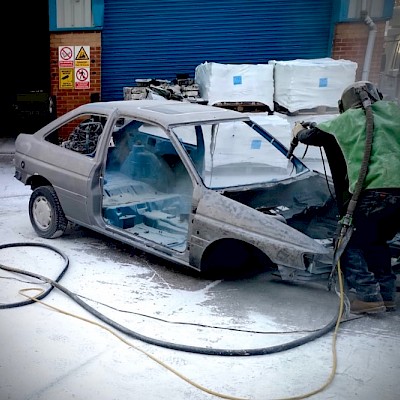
2;1;51;137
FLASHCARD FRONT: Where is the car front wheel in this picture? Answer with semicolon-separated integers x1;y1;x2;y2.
29;186;68;239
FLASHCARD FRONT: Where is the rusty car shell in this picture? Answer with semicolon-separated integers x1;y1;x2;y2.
14;100;338;279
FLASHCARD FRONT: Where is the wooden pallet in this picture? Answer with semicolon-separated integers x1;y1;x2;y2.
213;101;273;114
274;102;339;116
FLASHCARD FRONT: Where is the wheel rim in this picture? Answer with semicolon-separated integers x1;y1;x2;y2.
32;195;52;230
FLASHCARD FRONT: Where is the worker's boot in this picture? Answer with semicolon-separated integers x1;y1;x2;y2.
350;299;386;314
383;300;397;312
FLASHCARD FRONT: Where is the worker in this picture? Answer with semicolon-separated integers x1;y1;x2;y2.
291;81;400;314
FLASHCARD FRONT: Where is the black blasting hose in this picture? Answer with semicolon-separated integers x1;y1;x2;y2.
0;242;69;309
342;91;374;224
0;242;340;357
332;90;375;273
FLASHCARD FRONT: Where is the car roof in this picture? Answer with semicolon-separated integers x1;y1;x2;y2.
78;100;249;128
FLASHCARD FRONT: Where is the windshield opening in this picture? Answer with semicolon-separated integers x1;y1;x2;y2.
172;119;308;189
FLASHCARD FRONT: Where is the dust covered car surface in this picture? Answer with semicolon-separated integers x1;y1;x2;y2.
14;100;342;280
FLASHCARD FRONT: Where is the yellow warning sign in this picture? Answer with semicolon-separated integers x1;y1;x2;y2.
76;46;89;60
75;46;90;67
59;68;74;89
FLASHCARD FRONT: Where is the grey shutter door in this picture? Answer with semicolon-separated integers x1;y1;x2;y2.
102;0;334;101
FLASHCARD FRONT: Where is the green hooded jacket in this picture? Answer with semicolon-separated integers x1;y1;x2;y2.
317;101;400;193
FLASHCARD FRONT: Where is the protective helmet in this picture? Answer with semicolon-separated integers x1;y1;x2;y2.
338;81;383;113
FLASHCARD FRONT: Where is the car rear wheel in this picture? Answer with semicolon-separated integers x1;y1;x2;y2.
29;186;68;239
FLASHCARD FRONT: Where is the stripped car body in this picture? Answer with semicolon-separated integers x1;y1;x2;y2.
14;100;340;280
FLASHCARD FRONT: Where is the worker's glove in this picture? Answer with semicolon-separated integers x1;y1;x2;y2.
301;121;317;129
291;122;304;144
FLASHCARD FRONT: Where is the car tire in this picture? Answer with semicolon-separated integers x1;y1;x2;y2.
29;186;68;239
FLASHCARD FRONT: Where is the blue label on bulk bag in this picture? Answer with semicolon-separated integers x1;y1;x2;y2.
319;78;328;87
251;139;261;149
233;76;242;85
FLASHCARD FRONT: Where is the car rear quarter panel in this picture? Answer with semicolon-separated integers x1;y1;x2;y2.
14;133;97;225
190;189;329;270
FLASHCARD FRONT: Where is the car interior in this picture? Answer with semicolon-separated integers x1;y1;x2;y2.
102;119;196;251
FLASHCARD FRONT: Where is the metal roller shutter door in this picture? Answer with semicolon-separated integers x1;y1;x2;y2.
102;0;334;101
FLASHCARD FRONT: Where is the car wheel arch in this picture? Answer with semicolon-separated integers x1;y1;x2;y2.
200;238;275;278
28;175;52;191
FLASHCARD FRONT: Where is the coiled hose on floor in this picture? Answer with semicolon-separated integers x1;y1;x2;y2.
0;241;341;357
0;242;69;309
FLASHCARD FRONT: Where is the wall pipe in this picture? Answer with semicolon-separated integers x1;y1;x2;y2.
361;1;377;81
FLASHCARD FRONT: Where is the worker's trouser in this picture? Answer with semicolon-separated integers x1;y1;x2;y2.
341;189;400;302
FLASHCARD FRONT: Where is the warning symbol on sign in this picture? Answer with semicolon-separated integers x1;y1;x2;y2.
75;67;90;89
59;46;74;68
76;46;89;60
75;46;90;67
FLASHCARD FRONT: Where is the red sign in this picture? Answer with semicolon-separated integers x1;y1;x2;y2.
59;46;74;68
75;67;90;89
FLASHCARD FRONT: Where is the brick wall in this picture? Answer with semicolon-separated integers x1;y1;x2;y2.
50;32;101;118
331;21;386;85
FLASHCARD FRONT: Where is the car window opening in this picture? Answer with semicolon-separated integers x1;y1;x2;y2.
102;119;193;252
